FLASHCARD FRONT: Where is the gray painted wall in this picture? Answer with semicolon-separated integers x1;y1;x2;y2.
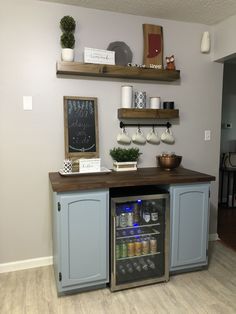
0;0;223;263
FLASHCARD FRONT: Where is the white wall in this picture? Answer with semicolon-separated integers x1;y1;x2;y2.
0;0;223;263
213;14;236;62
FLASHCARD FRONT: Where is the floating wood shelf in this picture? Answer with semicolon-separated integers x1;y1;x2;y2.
56;62;180;82
118;108;179;119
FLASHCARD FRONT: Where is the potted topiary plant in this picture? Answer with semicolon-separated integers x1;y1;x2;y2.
110;147;141;171
60;15;76;62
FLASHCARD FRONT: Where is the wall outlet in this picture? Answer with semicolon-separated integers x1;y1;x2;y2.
225;123;232;129
204;130;211;141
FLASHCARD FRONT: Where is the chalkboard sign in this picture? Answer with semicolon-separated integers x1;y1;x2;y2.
64;96;99;158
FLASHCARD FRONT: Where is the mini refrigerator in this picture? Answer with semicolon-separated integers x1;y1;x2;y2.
110;187;169;291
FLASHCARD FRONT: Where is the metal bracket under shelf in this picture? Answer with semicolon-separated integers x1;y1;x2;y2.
120;121;171;129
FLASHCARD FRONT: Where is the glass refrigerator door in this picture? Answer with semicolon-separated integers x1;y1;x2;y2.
111;194;169;291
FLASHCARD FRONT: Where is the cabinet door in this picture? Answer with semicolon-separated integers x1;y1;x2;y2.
59;190;108;288
170;184;209;271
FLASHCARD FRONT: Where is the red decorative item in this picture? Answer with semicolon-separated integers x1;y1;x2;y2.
147;34;162;58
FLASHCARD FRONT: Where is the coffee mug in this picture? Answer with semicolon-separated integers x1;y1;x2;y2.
146;128;160;144
132;128;146;144
161;128;175;144
117;128;131;144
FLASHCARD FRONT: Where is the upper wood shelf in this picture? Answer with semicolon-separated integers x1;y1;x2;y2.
56;62;180;82
118;108;179;119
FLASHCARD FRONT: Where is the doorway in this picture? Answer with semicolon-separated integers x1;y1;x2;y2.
218;61;236;251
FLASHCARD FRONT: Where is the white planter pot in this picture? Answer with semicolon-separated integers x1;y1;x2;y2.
61;48;74;62
113;161;137;172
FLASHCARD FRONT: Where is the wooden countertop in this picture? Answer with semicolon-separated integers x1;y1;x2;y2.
49;167;215;193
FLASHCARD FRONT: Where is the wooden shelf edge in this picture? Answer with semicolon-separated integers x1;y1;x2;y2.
118;108;179;119
56;61;180;82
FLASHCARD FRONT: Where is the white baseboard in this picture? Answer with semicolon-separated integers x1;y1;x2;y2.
0;234;220;274
0;256;53;274
209;233;219;241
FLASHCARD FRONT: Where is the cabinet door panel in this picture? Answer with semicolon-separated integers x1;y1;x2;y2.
170;184;209;270
60;191;108;287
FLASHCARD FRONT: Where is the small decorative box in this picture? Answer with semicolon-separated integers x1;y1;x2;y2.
113;161;137;172
84;47;115;65
79;158;101;173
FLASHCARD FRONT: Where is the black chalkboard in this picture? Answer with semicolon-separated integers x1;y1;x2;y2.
64;96;99;158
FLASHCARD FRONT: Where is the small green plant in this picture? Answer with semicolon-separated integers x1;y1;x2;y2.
110;147;141;162
60;15;76;49
60;32;75;48
60;16;76;32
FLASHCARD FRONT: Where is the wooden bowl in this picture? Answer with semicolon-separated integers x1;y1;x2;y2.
157;155;182;171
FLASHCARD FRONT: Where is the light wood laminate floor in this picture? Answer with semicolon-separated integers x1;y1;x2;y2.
0;241;235;314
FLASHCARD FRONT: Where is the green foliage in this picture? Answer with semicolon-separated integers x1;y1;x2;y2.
110;147;141;162
60;16;76;32
60;32;75;48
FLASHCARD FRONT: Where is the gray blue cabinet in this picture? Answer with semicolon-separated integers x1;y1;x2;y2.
170;183;209;273
52;189;109;294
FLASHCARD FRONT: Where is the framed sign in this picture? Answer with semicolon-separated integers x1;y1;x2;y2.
143;24;163;69
64;96;99;158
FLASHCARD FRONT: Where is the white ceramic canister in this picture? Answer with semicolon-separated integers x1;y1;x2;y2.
150;97;161;109
121;85;133;108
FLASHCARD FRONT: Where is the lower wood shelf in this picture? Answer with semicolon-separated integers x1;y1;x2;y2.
118;108;179;119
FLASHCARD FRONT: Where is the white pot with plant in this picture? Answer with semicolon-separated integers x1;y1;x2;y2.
110;147;141;171
60;15;76;62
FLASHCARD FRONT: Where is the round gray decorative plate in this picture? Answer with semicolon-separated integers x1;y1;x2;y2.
107;41;133;66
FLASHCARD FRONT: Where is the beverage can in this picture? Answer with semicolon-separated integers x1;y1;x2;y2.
120;240;128;258
126;262;134;274
134;238;142;256
143;206;151;223
151;202;158;222
119;212;127;228
116;242;120;260
132;261;142;272
151;212;158;222
129;229;135;236
127;239;135;257
133;203;140;224
141;237;150;255
116;216;119;227
118;264;126;275
122;230;127;237
127;211;133;227
150;237;157;253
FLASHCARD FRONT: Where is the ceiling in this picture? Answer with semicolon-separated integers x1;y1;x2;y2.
42;0;236;25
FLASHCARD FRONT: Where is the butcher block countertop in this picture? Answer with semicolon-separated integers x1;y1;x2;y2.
49;167;215;193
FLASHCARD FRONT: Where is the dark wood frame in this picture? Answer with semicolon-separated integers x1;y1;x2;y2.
64;96;99;159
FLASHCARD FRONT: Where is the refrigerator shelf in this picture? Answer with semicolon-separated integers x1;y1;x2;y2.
116;230;160;240
116;222;160;230
117;251;161;261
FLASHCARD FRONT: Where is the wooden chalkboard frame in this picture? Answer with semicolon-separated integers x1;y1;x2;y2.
64;96;99;159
